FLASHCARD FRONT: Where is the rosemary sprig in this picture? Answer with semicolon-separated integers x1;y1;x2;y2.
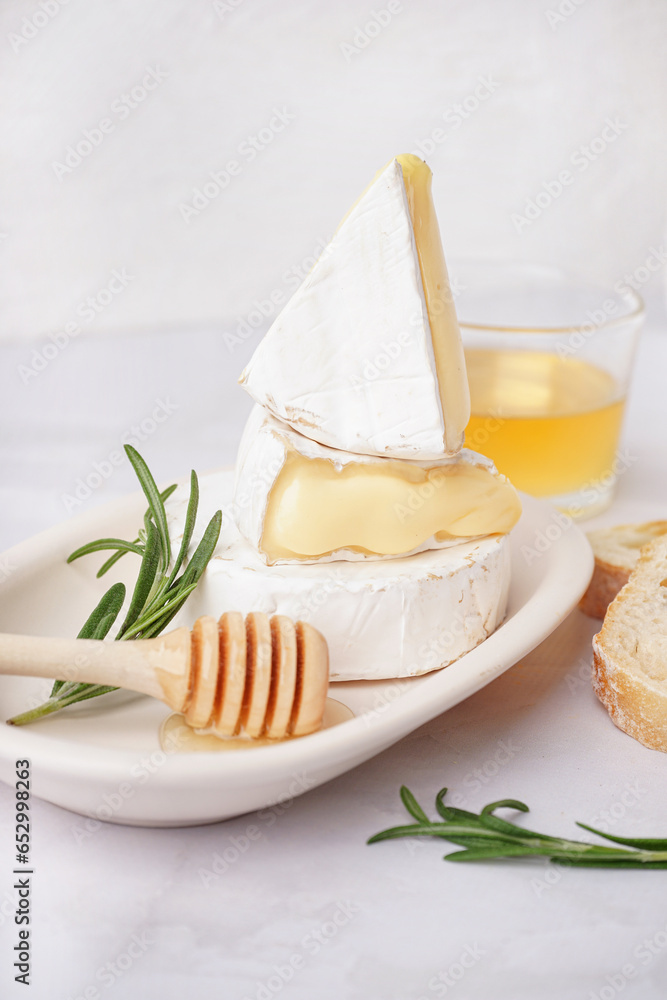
367;787;667;868
8;446;221;726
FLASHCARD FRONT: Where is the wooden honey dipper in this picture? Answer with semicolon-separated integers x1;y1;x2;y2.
3;613;329;739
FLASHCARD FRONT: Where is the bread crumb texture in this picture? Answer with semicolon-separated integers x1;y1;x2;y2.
581;521;667;619
593;536;667;752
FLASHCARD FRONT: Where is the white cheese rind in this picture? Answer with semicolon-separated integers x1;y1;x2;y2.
166;470;511;682
239;160;453;460
234;405;507;564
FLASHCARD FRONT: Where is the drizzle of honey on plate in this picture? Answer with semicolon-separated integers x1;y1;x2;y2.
159;698;354;753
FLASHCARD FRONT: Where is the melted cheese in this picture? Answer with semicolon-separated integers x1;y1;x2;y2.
260;450;521;562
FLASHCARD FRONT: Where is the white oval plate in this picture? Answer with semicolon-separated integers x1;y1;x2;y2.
0;476;592;826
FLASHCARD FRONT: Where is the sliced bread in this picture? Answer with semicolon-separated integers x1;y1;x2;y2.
580;521;667;619
592;534;667;752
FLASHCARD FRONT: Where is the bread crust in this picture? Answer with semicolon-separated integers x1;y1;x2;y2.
593;639;667;752
580;559;630;619
580;521;667;619
592;536;667;753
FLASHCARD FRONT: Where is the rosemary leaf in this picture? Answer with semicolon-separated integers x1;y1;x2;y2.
7;683;120;726
400;785;431;824
166;470;199;590
117;519;161;637
97;550;126;579
50;583;126;696
175;510;222;590
444;845;544;862
124;444;171;568
67;538;144;563
368;786;667;869
158;483;179;504
575;824;667;852
95;484;177;578
434;788;478;823
121;583;198;640
76;582;127;640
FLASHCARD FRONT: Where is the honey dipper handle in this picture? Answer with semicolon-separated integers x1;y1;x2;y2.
0;628;192;708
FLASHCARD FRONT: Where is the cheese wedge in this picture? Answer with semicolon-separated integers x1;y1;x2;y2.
166;471;512;681
233;406;521;564
239;155;470;460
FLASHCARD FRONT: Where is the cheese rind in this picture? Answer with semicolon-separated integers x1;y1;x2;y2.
166;471;512;681
397;154;470;454
234;406;521;564
239;157;469;460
